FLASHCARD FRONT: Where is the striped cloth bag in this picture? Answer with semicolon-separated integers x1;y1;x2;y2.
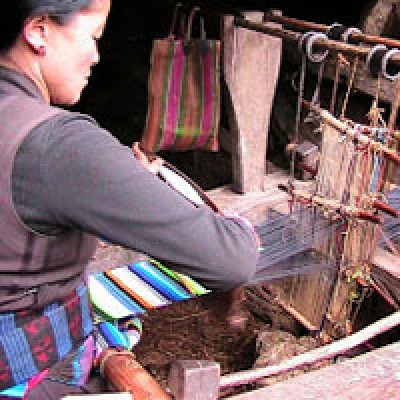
140;6;220;152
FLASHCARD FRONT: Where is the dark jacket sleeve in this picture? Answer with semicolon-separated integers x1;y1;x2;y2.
12;113;259;290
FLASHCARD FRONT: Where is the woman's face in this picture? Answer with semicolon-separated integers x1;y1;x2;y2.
41;0;111;105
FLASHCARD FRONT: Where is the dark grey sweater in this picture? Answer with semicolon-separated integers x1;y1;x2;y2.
8;68;258;290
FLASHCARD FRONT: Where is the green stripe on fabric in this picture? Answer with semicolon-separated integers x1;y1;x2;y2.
207;41;220;149
175;46;189;141
194;43;205;148
149;259;209;296
210;42;220;148
150;258;180;281
160;40;176;147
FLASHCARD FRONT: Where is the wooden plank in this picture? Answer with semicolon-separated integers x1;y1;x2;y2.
207;165;291;221
373;247;400;279
222;12;282;193
228;341;400;400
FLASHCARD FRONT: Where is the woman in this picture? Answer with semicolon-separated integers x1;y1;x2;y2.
0;0;259;397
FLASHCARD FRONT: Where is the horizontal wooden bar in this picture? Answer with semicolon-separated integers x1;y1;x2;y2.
278;184;383;224
373;199;399;218
264;11;400;50
234;17;400;66
302;100;400;165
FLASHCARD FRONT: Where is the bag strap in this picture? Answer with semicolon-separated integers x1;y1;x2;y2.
184;6;210;54
185;6;206;41
168;2;186;39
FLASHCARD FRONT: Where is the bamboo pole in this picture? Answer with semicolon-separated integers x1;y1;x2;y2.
278;185;382;224
263;12;400;50
219;310;400;389
233;17;400;67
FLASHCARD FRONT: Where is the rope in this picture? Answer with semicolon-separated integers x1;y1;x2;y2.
329;53;341;115
290;35;308;179
329;23;362;117
388;79;400;130
339;56;359;120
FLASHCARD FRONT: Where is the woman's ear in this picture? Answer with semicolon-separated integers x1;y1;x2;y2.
22;16;49;56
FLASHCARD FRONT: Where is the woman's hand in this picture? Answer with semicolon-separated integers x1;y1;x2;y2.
132;142;163;175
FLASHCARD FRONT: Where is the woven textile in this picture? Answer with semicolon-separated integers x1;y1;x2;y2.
0;284;92;392
0;260;209;397
88;259;209;321
0;336;95;399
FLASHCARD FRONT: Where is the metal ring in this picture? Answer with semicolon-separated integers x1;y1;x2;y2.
298;31;314;54
305;32;329;63
341;27;362;44
366;44;388;78
382;48;400;81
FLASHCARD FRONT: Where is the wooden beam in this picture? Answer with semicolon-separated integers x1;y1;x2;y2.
234;16;400;65
264;11;400;50
227;341;400;399
373;247;400;280
222;12;282;193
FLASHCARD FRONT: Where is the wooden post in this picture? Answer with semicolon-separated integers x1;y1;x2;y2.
223;11;282;193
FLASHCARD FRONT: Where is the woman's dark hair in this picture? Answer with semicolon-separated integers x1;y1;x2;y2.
0;0;92;53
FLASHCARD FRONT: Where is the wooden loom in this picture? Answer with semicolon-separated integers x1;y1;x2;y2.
219;11;400;340
257;102;400;339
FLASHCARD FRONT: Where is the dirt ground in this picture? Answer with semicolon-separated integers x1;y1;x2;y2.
88;244;328;396
133;290;332;397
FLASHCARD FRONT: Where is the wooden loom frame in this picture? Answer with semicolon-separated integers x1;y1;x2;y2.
221;10;400;340
264;109;399;340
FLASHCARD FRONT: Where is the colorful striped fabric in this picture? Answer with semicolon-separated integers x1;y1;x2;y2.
88;259;209;321
0;261;207;397
89;259;209;357
141;38;221;152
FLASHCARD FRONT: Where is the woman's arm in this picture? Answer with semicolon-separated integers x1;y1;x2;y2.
13;113;259;290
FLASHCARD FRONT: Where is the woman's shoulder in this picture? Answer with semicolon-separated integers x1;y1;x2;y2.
20;108;122;170
35;109;117;145
43;108;99;130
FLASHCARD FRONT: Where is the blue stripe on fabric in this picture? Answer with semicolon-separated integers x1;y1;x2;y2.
95;274;144;315
44;303;72;359
71;343;83;385
77;285;93;337
0;313;16;335
0;330;38;384
0;382;27;398
129;261;191;302
97;321;129;349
